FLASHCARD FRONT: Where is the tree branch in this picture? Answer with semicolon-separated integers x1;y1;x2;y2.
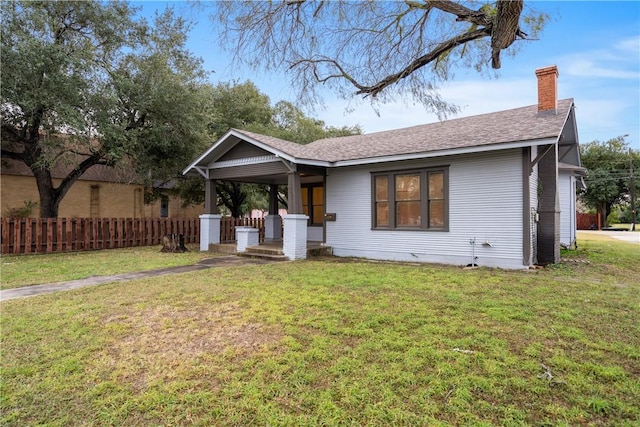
293;26;491;97
356;27;490;97
55;152;109;201
427;1;493;27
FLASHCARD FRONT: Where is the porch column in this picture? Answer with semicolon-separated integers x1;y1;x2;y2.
287;172;303;214
283;214;308;260
199;179;220;251
284;172;307;259
236;227;259;252
204;179;218;214
265;184;282;240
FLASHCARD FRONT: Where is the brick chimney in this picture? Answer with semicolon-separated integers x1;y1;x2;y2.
535;65;558;113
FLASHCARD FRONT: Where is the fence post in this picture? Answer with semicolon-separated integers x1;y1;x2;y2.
84;218;91;250
23;219;32;254
1;218;9;254
13;218;22;254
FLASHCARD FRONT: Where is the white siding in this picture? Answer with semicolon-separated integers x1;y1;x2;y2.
307;226;323;242
558;171;576;247
325;149;527;269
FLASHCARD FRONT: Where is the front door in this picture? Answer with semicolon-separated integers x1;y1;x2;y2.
301;184;324;242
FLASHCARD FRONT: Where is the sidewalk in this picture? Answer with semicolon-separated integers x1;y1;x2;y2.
579;230;640;245
0;256;277;302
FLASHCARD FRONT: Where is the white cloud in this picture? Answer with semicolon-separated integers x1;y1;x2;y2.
563;57;639;79
316;74;638;148
615;35;640;54
315;34;639;146
317;77;537;133
559;34;640;80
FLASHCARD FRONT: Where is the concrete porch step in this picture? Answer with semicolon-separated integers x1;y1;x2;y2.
307;245;333;257
237;251;288;261
237;244;287;261
212;241;332;261
244;245;284;256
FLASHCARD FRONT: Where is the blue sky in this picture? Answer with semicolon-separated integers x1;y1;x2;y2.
137;1;640;149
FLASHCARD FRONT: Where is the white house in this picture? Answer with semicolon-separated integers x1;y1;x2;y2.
183;65;584;269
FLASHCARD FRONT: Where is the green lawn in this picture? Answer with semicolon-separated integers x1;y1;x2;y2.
1;236;639;426
0;244;211;290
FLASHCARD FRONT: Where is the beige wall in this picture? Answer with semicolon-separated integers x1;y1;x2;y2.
1;174;203;218
144;194;203;218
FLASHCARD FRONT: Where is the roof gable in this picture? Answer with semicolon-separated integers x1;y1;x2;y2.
217;140;273;162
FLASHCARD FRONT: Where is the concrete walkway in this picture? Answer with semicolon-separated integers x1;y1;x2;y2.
0;256;279;302
579;230;640;245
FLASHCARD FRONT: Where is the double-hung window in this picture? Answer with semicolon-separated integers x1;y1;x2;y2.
372;167;448;230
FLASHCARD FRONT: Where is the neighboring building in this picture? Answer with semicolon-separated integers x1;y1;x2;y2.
1;159;202;218
184;66;584;269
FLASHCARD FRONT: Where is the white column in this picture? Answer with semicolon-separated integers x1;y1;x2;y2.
283;214;308;260
199;214;221;251
264;214;282;240
236;227;259;253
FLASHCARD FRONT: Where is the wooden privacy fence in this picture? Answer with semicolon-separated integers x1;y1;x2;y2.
220;217;265;243
1;217;199;255
577;213;601;230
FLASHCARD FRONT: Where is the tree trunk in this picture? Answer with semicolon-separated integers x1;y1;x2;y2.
32;167;62;218
598;202;610;228
217;181;247;218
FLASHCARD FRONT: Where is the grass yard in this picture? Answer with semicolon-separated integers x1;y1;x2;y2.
0;244;211;290
1;235;639;426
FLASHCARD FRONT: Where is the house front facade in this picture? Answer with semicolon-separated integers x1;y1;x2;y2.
184;66;584;269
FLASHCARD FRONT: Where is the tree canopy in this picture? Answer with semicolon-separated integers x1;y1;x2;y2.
177;81;361;217
216;0;548;116
1;1;210;217
579;136;640;227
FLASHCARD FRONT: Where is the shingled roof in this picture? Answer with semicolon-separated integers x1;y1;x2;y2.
229;99;574;165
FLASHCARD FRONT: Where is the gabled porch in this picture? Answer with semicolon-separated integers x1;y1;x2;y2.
182;129;329;261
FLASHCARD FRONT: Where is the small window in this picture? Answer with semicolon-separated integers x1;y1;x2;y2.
160;195;169;218
372;167;448;231
90;185;100;218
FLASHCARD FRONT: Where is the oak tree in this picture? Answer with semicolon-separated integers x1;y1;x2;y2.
1;1;209;217
177;81;361;216
579;137;640;227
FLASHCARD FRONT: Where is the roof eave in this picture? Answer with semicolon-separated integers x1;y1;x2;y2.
331;137;560;167
182;129;237;176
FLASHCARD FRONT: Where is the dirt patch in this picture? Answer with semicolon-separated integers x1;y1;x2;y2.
105;302;282;356
98;302;283;391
